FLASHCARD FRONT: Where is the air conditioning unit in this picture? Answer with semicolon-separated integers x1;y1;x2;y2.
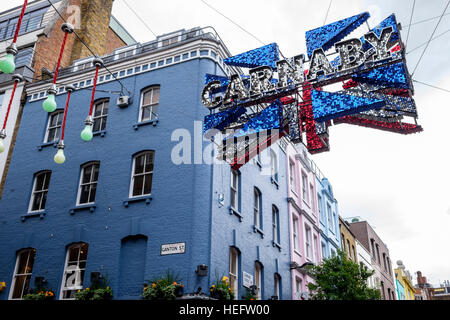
117;95;131;108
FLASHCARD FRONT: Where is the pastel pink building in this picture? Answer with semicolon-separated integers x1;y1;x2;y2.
286;142;322;300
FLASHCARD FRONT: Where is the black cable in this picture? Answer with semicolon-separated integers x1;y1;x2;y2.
412;79;450;94
121;0;157;38
411;0;450;77
403;12;450;28
45;0;131;96
405;0;416;50
407;27;450;55
323;0;333;25
199;0;265;46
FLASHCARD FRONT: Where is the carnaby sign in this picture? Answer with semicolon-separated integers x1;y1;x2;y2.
201;12;422;170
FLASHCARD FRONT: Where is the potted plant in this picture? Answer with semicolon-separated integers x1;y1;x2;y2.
74;286;113;301
242;287;257;300
209;276;235;300
142;270;184;300
23;289;55;300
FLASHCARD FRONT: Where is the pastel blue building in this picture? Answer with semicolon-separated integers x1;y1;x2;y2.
314;167;341;259
0;27;291;300
396;279;406;300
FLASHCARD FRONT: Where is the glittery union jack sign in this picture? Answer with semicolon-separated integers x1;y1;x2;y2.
201;12;422;170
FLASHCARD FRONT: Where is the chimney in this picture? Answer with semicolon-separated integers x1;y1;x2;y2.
70;0;115;61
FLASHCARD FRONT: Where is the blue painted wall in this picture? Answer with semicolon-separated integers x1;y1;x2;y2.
0;52;291;299
316;177;341;259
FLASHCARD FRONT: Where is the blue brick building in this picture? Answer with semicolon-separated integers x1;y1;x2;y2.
0;27;291;300
314;167;341;260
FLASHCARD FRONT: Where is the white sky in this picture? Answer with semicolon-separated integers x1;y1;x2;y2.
5;0;450;287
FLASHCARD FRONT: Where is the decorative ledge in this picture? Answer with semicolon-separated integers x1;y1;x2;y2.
37;141;58;151
69;204;96;215
272;241;282;251
93;130;107;138
253;226;265;239
21;211;46;222
229;207;243;222
133;119;159;130
123;195;152;207
271;177;279;189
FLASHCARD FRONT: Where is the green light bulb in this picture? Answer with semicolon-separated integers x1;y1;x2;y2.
0;53;16;74
43;94;57;113
0;138;5;153
54;148;66;164
81;125;93;142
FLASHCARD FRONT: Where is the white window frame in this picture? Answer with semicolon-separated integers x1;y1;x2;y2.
92;99;109;133
139;86;160;123
270;150;278;182
73;57;94;72
114;44;138;60
44;110;63;143
272;206;280;244
292;216;299;252
28;171;51;213
327;203;333;232
289;161;296;192
230;170;239;210
313;234;318;263
9;248;36;300
295;277;303;300
305;225;312;260
76;162;100;206
229;247;239;299
310;184;315;212
255;262;262;300
301;172;308;203
274;274;281;298
130;151;155;198
254;188;261;229
158;31;182;48
60;243;89;300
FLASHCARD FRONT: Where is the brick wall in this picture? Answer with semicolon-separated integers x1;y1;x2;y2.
33;0;118;79
105;27;126;54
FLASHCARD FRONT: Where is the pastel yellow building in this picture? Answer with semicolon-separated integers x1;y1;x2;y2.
395;261;416;300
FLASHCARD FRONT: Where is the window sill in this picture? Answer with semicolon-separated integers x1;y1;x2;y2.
229;207;243;222
93;130;107;138
294;249;302;257
271;177;279;189
272;241;282;251
37;141;58;151
133;119;159;130
21;211;46;222
253;226;264;239
255;160;262;170
70;204;96;215
123;195;152;207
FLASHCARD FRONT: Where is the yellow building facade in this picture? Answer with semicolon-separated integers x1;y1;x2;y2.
395;261;416;300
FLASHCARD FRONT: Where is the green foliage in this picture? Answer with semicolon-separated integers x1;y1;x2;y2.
209;276;235;300
74;275;113;301
142;269;183;300
23;290;55;300
242;287;257;300
74;286;113;301
307;250;382;300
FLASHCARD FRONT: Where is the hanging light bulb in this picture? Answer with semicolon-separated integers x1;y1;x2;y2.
54;141;66;164
0;54;16;74
0;130;6;153
0;42;18;74
81;116;94;142
43;84;57;113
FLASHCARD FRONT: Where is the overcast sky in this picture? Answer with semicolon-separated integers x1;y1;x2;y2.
5;0;450;287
